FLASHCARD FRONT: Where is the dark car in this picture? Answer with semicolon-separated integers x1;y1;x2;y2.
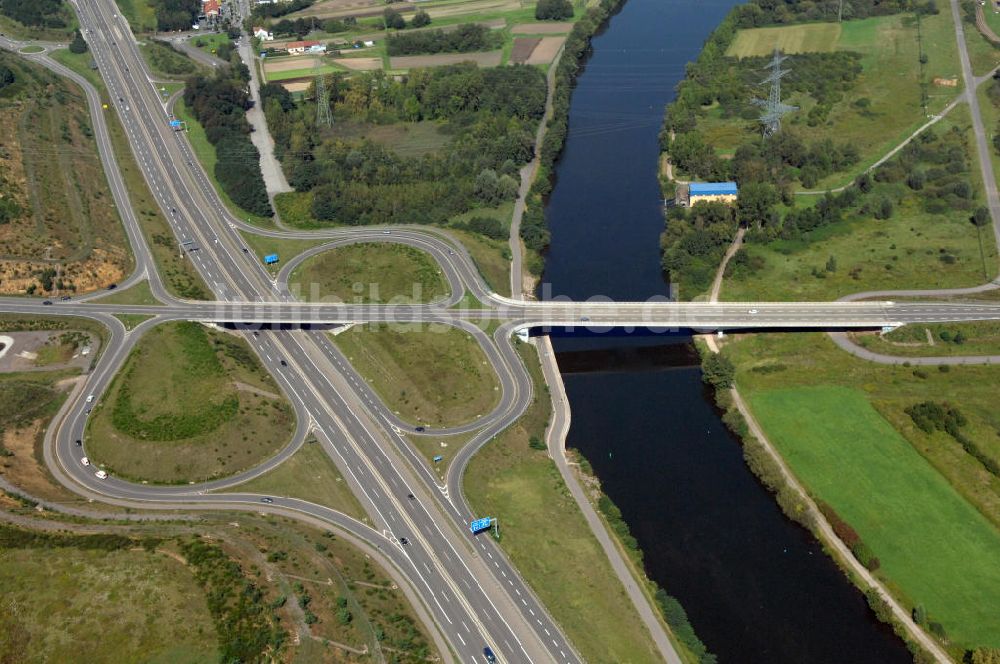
61;296;71;301
279;359;287;366
407;493;415;500
399;537;409;545
260;497;274;504
42;300;52;305
107;284;117;290
415;426;425;432
483;647;496;663
75;439;82;446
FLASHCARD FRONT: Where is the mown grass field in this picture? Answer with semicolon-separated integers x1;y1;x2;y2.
87;322;294;483
51;49;211;300
464;341;662;663
92;279;161;305
727;331;1000;650
114;0;157;32
289;243;451;303
0;547;219;663
332;323;499;427
726;23;841;58
232;438;367;520
746;386;1000;648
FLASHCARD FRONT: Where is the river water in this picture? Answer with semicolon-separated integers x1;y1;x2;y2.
539;0;911;661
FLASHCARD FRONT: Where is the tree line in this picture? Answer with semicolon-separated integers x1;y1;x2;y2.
183;71;273;217
152;0;200;32
0;0;69;30
262;63;544;228
733;0;933;27
386;23;501;57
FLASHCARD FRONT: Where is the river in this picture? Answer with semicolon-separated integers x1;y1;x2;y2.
538;0;912;661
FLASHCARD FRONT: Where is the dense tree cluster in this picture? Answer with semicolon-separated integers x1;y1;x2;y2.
152;0;200;31
386;23;501;56
263;64;545;227
535;0;573;20
252;0;312;19
411;9;431;27
184;72;273;216
69;29;88;53
0;64;14;90
383;6;406;29
0;0;68;29
907;400;999;476
661;201;738;295
732;0;931;27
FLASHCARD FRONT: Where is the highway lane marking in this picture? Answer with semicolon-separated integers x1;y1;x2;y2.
461;620;471;633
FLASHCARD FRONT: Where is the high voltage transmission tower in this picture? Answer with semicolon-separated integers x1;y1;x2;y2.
315;70;333;127
753;48;797;137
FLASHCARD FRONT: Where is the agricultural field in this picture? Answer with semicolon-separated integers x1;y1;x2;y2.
726;22;842;58
0;53;131;296
86;321;295;483
288;242;451;303
331;323;500;427
726;331;1000;653
464;341;663;664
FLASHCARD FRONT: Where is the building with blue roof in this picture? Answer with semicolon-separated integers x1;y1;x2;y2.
687;181;738;207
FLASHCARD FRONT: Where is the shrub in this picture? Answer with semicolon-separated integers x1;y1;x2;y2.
535;0;573;20
383;7;405;29
69;29;88;54
410;9;430;27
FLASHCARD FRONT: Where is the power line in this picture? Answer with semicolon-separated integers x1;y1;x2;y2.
752;48;797;137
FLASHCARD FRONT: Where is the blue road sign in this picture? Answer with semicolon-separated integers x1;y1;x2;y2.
264;253;279;265
470;517;492;534
432;455;443;463
169;120;182;127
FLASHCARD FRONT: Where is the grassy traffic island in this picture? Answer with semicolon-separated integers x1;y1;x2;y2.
332;323;499;428
287;243;451;303
86;321;294;483
720;331;1000;658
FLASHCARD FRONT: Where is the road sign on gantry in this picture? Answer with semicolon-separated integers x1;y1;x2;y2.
169;120;182;127
470;517;492;534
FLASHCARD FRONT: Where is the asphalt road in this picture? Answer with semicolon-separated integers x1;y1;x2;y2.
9;1;1000;662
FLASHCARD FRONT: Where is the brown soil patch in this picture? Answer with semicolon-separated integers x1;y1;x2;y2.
263;56;323;73
512;22;573;34
232;381;281;400
390;51;502;70
525;36;565;65
0;418;89;506
510;37;541;64
333;57;382;71
281;81;312;93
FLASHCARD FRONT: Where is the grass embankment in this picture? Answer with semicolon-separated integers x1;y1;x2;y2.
50;49;211;300
139;40;203;79
113;0;157;32
332;323;499;427
230;438;367;521
87;322;294;483
91;279;161;305
851;320;1000;356
464;341;663;664
723;110;996;301
289;243;451;303
172;99;274;227
0;533;219;663
114;313;155;330
0;52;132;295
727;332;1000;652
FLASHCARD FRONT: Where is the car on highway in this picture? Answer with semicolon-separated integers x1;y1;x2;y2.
260;497;274;504
415;426;425;432
279;360;287;367
748;308;759;315
399;537;409;545
407;493;415;500
107;284;117;290
580;316;590;322
483;646;497;663
75;439;82;446
95;470;108;480
86;394;95;403
42;300;52;305
80;457;90;466
60;296;71;301
382;230;391;235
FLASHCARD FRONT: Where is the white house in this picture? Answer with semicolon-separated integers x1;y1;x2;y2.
253;26;274;41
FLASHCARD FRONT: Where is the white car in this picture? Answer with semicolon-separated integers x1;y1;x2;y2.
86;394;95;403
95;470;108;480
81;457;90;466
748;308;759;315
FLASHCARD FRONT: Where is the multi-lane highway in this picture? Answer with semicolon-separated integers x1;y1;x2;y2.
7;1;1000;662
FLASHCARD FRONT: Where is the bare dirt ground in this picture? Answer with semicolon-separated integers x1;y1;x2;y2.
510;37;541;64
0;331;96;373
390;50;502;69
333;57;382;70
512;22;573;34
280;80;312;93
263;56;323;73
525;36;565;65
